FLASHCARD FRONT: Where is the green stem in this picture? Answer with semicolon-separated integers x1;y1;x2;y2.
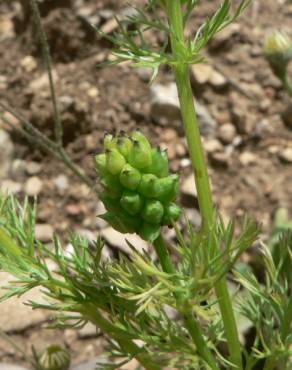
165;1;242;369
81;304;160;370
154;235;218;370
282;72;292;96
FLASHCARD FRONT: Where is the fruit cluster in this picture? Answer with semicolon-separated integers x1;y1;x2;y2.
95;131;182;242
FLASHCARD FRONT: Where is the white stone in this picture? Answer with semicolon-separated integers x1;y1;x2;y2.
218;123;237;144
0;272;51;332
100;228;148;254
20;55;38;73
53;174;69;193
0;180;22;194
239;152;257;166
279;148;292;163
35;224;54;242
0;129;14;179
24;176;43;196
181;175;198;198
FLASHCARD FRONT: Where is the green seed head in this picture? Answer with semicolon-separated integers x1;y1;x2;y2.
120;190;143;215
96;131;182;242
37;345;70;370
106;149;126;175
142;199;164;224
120;164;141;190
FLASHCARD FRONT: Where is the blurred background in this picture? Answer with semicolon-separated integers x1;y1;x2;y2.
0;0;291;369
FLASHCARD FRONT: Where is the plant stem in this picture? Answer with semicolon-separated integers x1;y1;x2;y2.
154;235;218;370
165;1;242;369
82;304;160;370
30;0;63;145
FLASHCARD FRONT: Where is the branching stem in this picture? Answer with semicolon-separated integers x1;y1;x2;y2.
165;1;242;369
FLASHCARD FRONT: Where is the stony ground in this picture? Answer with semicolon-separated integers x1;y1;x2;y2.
0;0;291;369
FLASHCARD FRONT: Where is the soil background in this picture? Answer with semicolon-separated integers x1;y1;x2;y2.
0;0;291;368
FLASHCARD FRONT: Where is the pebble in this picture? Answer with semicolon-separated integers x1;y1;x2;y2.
0;17;14;40
0;129;14;179
204;138;223;153
184;208;202;228
95;201;108;229
282;103;292;130
0;272;51;332
24;176;43;196
53;174;69;193
279;148;292;163
0;365;28;370
239;152;257;166
0;180;22;194
192;64;227;89
150;82;217;135
77;322;99;339
218;123;237;144
35;223;54;242
25;161;42;175
20;55;38;73
100;228;148;254
181;174;198;198
11;159;26;179
29;70;58;91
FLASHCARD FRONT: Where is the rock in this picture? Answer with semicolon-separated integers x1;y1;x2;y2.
209;23;241;51
25;161;42;175
204;138;223;153
181;174;198;198
29;70;58;91
239;152;257;166
163;128;177;142
0;180;22;194
0;365;28;370
11;159;26;179
95;201;108;229
196;102;218;136
191;64;213;85
0;17;15;40
192;64;227;89
0;75;7;91
218;123;237;144
282;103;292;130
53;174;69;193
0;129;14;179
210;151;230;167
77;322;99;339
0;271;51;332
72;357;108;370
100;228;148;254
20;55;38;73
24;176;43;196
209;70;228;89
279;148;292;163
150;82;217;135
35;224;54;242
184;208;202;228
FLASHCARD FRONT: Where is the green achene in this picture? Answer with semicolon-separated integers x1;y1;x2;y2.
96;131;182;241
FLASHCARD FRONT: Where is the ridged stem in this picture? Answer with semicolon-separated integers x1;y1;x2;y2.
165;1;242;369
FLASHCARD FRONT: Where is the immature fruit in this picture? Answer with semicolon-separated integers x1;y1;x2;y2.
101;174;123;199
38;345;70;370
153;174;179;203
120;190;143;215
142;199;164;224
116;135;133;159
120;164;141;190
162;203;182;226
95;153;107;176
139;222;160;243
106;149;126;175
128;140;152;169
146;148;169;178
138;174;158;198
